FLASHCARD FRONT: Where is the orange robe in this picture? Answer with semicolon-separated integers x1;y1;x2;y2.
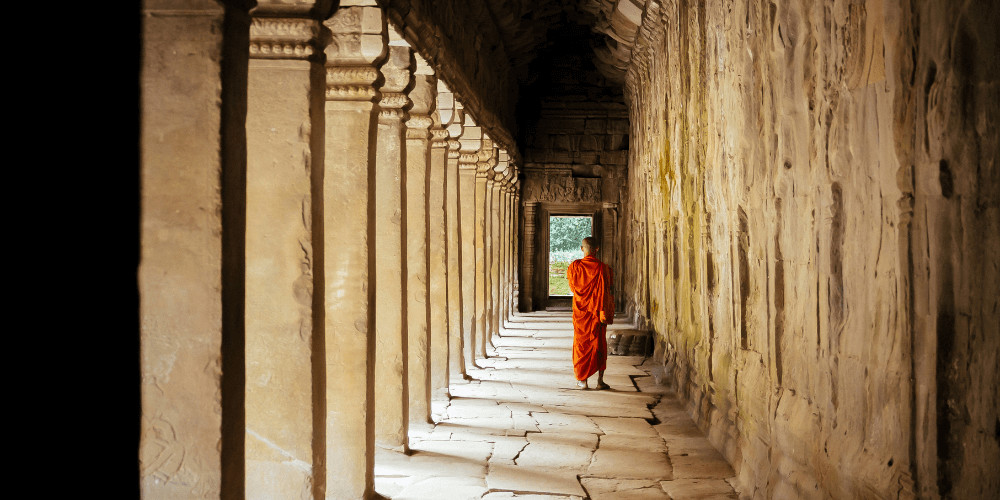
567;255;614;381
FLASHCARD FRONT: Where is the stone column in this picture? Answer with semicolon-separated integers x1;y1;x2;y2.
489;161;504;340
140;1;232;496
404;49;435;427
474;139;497;359
499;170;514;326
512;180;521;316
244;9;324;497
373;39;413;451
321;3;386;497
429;108;452;400
458;114;483;369
521;201;537;311
443;95;468;380
482;170;495;350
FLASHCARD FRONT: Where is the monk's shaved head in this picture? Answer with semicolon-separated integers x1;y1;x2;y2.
581;237;599;255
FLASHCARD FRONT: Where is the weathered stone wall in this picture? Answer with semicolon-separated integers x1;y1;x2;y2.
620;0;998;498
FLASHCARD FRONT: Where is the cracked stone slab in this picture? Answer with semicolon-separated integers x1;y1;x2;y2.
581;478;670;499
532;412;602;434
375;447;487;479
392;475;488;499
410;439;494;464
515;432;599;470
490;435;529;464
592;417;663;437
481;492;582;500
659;478;738;499
485;463;588;497
586;446;673;480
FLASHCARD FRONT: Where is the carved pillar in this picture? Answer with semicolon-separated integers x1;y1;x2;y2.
373;37;413;451
458;114;483;368
500;169;514;325
444;95;468;381
474;138;497;359
429;84;453;398
322;4;386;496
140;1;235;497
404;49;435;427
521;201;538;311
602;202;620;308
512;178;521;317
244;9;325;497
489;165;503;341
482;170;496;350
496;171;509;328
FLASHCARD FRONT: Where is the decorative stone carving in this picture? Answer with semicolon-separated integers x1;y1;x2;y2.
522;174;601;203
430;128;450;146
324;6;386;102
379;92;410;120
250;17;319;59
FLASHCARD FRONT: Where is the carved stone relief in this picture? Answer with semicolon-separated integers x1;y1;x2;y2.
522;174;602;204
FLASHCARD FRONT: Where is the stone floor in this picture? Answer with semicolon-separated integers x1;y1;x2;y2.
375;311;739;499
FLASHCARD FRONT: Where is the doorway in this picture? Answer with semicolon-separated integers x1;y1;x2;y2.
548;215;593;300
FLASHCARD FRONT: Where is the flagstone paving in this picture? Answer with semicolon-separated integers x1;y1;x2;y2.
375;311;738;499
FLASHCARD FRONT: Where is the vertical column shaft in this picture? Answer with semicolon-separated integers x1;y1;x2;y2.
404;58;435;426
429;127;452;397
482;172;495;350
458;155;480;368
445;107;467;380
373;42;413;451
458;115;482;370
489;174;502;341
322;4;387;496
521;202;537;311
473;152;491;359
244;12;322;498
140;2;230;496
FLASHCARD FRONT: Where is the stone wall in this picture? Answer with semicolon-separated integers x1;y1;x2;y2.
620;0;998;498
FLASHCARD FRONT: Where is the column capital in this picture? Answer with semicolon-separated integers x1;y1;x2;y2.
406;115;434;139
323;5;387;102
459;152;480;171
250;16;320;60
430;128;450;147
377;44;413;121
475;138;497;175
447;140;462;159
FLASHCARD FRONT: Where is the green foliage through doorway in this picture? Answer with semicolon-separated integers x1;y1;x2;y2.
548;216;592;296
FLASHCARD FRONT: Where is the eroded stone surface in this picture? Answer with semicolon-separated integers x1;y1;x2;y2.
618;1;1000;497
374;313;733;498
581;478;669;500
659;478;738;500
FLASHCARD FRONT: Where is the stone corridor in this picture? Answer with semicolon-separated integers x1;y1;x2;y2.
141;0;998;498
375;311;736;499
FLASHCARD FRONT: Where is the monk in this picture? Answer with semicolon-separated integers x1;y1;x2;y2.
566;236;614;389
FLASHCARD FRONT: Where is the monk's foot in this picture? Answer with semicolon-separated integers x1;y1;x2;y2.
576;380;588;389
595;381;611;390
